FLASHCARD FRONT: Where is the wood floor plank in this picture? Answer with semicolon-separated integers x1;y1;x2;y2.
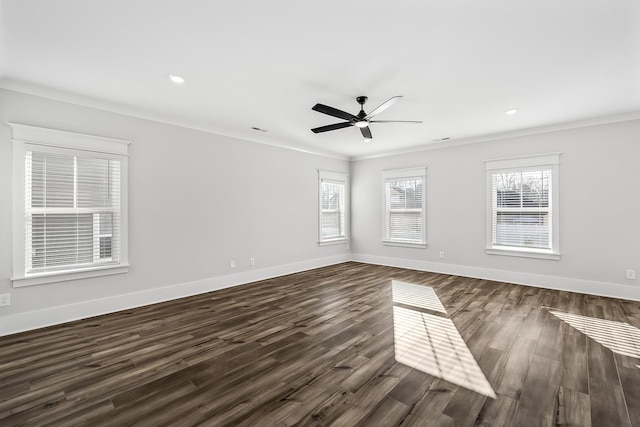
472;394;518;426
442;386;488;426
556;386;592;427
560;332;589;394
534;313;564;361
0;261;638;426
357;395;409;426
512;354;560;427
587;336;632;427
616;362;640;427
495;335;537;399
401;378;457;427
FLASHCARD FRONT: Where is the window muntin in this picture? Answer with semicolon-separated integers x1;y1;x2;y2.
382;168;426;248
318;171;348;245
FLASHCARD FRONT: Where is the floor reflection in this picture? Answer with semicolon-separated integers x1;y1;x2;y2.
391;280;496;398
549;310;640;359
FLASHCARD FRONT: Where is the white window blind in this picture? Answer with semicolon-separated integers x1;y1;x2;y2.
318;171;348;244
490;169;551;249
25;150;121;274
383;168;426;247
10;123;130;286
485;153;560;260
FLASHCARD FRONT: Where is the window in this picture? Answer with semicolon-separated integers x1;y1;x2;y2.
382;167;427;248
318;170;348;245
10;123;130;286
485;153;560;260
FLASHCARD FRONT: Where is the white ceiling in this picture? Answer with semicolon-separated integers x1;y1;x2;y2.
1;0;639;159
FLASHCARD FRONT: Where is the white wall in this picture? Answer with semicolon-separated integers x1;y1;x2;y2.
350;120;640;300
0;89;350;334
2;87;639;336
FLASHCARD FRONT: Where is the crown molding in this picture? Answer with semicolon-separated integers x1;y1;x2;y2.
3;77;638;164
349;111;640;161
0;78;349;161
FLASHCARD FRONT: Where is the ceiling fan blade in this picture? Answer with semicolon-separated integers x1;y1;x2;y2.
360;126;372;139
311;122;353;133
312;103;357;121
365;96;402;119
369;120;423;123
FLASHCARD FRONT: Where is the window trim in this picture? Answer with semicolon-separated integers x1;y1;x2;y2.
381;167;427;248
485;153;560;260
318;170;349;246
10;123;131;287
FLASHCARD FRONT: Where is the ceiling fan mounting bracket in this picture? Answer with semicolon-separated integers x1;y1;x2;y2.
356;96;368;106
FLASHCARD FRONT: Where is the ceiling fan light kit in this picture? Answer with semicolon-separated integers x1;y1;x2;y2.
311;95;422;141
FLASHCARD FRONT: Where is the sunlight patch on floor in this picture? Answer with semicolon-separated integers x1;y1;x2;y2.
549;310;640;359
391;280;496;398
392;280;447;313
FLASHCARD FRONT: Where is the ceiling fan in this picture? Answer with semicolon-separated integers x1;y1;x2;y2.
311;95;422;141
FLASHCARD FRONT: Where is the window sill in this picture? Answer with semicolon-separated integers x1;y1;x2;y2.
319;238;349;247
12;264;130;287
486;247;560;260
382;240;427;249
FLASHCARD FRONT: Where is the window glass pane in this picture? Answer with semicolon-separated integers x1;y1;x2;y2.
322;182;341;210
389;181;407;209
31;213;94;270
521;170;550;207
98;213;113;235
495;172;522;208
77;157;111;208
29;152;45;208
322;211;341;238
496;212;550;248
389;211;422;240
29;152;75;208
320;179;345;240
387;178;422;210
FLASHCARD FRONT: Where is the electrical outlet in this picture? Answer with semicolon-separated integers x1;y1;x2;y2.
627;269;636;280
229;260;235;269
0;293;10;307
439;251;445;259
250;257;255;266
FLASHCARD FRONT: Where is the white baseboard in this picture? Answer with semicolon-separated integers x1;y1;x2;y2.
4;252;637;337
350;253;640;302
0;254;350;337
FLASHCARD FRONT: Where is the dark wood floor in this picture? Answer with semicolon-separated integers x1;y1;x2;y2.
1;262;640;426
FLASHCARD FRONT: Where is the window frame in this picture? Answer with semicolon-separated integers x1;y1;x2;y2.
318;170;349;246
10;123;131;287
485;153;560;260
382;167;427;248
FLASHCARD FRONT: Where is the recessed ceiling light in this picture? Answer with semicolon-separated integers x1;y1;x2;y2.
169;74;185;84
505;109;518;115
